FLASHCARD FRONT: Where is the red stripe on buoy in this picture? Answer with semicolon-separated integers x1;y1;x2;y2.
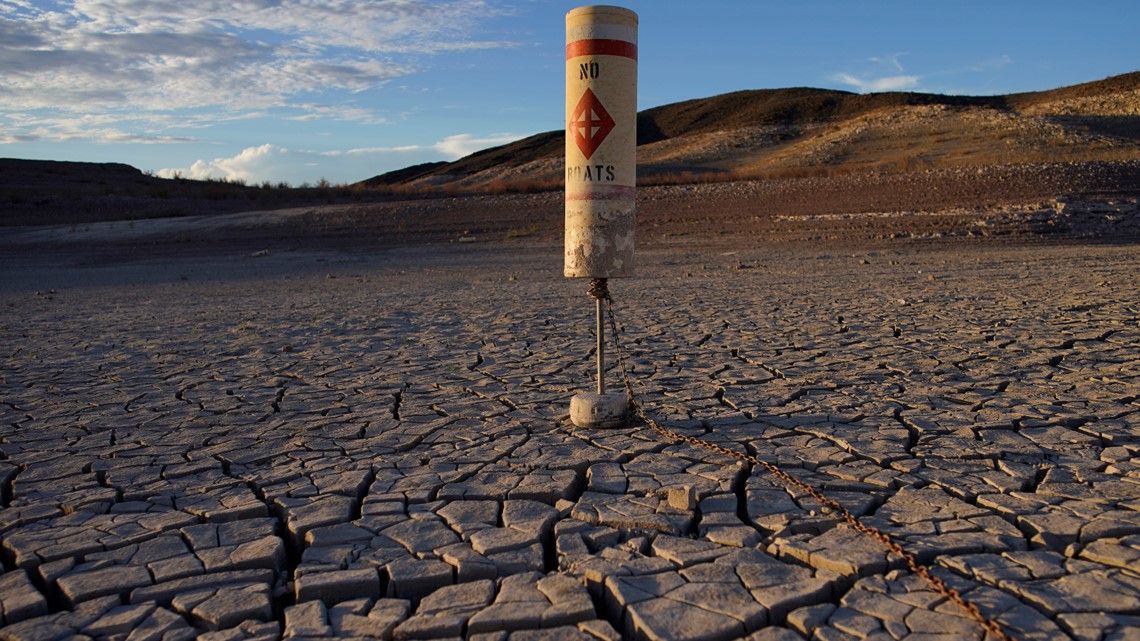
565;185;636;200
566;39;637;60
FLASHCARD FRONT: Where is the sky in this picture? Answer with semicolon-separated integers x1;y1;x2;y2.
2;0;1137;186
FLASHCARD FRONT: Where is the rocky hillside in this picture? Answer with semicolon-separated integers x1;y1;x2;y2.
362;72;1140;190
5;73;1138;229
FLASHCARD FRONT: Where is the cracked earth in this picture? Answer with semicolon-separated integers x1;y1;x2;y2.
1;240;1138;641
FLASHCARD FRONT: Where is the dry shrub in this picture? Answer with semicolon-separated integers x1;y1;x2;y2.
483;176;564;195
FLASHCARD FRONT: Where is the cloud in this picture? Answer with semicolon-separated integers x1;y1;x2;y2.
159;131;527;184
832;53;921;93
320;145;423;157
868;53;907;73
324;132;523;161
0;132;39;143
288;104;391;125
0;111;200;144
833;52;1018;95
159;143;289;182
432;133;521;158
833;73;920;93
0;0;517;140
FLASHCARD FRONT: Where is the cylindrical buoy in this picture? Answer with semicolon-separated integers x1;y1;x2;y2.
565;5;636;429
564;5;637;279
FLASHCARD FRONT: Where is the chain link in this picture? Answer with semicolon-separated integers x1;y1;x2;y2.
594;286;1017;641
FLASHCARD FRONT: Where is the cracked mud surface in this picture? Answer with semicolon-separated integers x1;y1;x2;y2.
1;239;1138;641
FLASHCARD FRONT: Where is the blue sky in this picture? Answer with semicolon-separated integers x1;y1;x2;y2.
2;0;1136;185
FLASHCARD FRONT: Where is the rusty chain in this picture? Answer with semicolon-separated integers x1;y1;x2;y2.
588;278;1017;641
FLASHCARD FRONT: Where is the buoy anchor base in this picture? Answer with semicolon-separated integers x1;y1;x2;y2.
570;392;630;429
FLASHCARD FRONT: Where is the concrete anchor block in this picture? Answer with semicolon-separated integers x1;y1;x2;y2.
570;392;630;429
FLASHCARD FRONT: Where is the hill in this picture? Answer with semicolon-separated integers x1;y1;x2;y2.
0;158;407;227
3;73;1138;233
362;72;1140;189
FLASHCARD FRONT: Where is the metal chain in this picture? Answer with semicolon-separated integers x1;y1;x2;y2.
593;285;1017;641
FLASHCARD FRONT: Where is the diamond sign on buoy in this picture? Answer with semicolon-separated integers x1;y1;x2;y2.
569;88;615;160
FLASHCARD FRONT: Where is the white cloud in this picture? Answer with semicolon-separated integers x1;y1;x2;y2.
868;53;907;74
319;145;422;157
0;0;517;140
834;73;920;93
832;53;921;93
158;131;527;184
159;143;289;182
432;133;521;158
0;111;200;144
288;104;391;125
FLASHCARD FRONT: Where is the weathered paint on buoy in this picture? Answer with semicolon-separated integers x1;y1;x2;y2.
564;5;637;279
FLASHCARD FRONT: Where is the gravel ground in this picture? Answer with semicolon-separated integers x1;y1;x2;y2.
1;229;1138;640
6;160;1140;246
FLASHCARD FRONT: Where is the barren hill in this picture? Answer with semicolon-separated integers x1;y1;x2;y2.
4;73;1139;241
0;158;414;227
363;72;1140;189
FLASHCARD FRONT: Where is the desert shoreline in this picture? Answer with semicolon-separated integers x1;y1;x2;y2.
1;192;1139;639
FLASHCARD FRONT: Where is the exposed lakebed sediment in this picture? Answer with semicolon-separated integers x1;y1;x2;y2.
1;235;1138;640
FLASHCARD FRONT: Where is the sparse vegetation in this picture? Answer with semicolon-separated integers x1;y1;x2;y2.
483;176;563;195
504;225;539;239
4;72;1139;228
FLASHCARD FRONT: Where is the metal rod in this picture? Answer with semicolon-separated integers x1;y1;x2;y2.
596;296;605;395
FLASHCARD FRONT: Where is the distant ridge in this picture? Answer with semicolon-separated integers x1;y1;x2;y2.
361;71;1140;189
4;72;1138;229
0;157;382;227
635;87;998;142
